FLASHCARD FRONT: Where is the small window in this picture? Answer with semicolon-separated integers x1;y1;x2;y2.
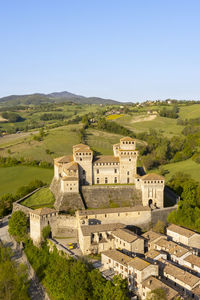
97;178;99;184
105;177;108;184
127;171;129;175
83;170;86;175
114;169;117;173
80;157;82;161
114;177;117;183
97;169;99;174
129;159;131;161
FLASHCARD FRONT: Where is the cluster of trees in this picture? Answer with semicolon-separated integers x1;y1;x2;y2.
168;172;200;232
177;117;200;126
97;118;135;138
159;106;179;119
24;239;129;300
40;113;66;121
0;179;45;217
0;156;53;168
0;243;30;300
1;111;24;122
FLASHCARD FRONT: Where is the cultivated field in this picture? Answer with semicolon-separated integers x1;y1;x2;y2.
0;166;53;196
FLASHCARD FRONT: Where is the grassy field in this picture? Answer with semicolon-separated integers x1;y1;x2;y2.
179;104;200;119
0;166;53;196
153;158;200;183
21;187;55;209
116;114;183;138
0;124;82;162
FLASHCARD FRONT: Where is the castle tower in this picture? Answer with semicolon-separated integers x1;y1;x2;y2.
73;144;93;185
30;208;58;245
139;174;165;208
119;137;138;184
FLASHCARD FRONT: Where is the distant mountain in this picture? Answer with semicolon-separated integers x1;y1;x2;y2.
0;91;124;105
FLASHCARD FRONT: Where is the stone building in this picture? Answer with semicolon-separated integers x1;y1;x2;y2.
167;224;200;251
52;137;165;209
30;208;58;245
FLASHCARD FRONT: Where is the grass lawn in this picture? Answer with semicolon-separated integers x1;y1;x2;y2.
153;158;200;183
21;187;55;209
0;166;53;196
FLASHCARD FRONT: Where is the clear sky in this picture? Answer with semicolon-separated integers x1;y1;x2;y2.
0;0;200;102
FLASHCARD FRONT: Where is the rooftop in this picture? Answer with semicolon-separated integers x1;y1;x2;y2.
55;155;73;164
145;249;161;259
141;173;165;181
112;228;139;243
142;230;165;242
120;137;135;142
128;256;150;271
102;249;133;266
78;206;151;216
63;161;78;171
32;208;57;216
81;223;125;236
94;156;119;164
167;224;196;238
142;276;179;299
164;262;200;287
155;239;189;257
184;254;200;268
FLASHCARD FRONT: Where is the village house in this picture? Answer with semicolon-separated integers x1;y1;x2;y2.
163;261;200;297
145;249;167;262
167;224;200;252
141;276;179;300
182;254;200;276
101;249;158;291
142;230;166;251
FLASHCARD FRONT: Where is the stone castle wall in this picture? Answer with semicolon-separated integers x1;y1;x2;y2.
81;185;142;208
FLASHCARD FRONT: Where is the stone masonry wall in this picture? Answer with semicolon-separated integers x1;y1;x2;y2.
151;205;177;225
81;185;142;208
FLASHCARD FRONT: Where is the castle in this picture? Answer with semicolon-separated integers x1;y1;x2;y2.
52;137;165;209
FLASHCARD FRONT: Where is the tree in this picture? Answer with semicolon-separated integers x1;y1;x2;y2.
146;288;167;300
42;225;51;240
153;220;165;234
8;211;28;242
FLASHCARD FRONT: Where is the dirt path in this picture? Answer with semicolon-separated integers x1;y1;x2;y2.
131;114;157;123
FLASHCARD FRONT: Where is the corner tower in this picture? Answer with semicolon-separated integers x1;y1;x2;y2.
73;144;93;185
119;137;138;184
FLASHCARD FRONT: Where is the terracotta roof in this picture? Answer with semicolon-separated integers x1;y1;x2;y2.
142;230;165;242
55;155;73;164
63;161;78;171
141;173;165;181
142;276;179;300
113;143;120;147
155;239;189;257
192;285;200;297
102;249;133;266
120;137;135;142
74;148;93;153
145;249;161;259
128;256;150;271
62;176;78;181
184;254;200;268
94;156;119;164
73;144;90;149
78;205;151;216
81;223;125;236
164;263;200;287
167;224;196;238
32;208;56;216
112;228;139;243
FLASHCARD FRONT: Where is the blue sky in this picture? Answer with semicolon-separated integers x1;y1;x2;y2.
0;0;200;102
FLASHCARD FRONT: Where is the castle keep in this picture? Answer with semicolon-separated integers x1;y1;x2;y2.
52;137;165;209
